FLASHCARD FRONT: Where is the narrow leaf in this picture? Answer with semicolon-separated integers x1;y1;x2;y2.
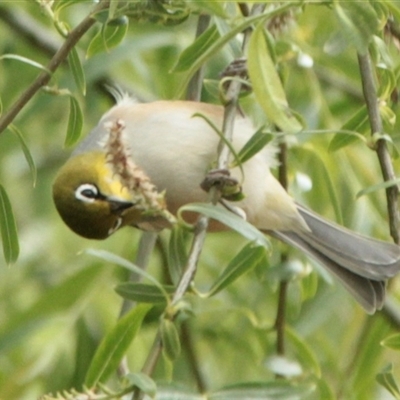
65;95;83;147
381;333;400;350
286;327;321;377
85;304;151;387
168;225;189;285
247;22;302;134
0;54;52;74
207;242;266;297
376;364;400;399
8;124;37;186
115;282;174;304
172;25;220;72
234;127;274;166
178;203;270;249
160;319;181;361
126;372;157;397
0;184;19;265
334;2;378;54
86;21;128;58
85;249;169;299
356;178;400;199
68;47;86;96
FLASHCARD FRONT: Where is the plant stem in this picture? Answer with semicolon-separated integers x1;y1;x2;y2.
0;0;110;135
357;52;400;244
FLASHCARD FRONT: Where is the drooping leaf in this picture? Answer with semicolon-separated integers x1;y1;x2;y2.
0;54;52;74
8;124;37;186
247;21;303;134
65;95;83;147
334;1;379;54
207;242;266;297
160;319;181;361
68;47;86;96
84;304;151;387
85;248;170;300
0;184;19;265
168;225;189;285
286;327;321;377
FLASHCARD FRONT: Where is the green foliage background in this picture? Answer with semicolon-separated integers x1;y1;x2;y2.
1;1;400;399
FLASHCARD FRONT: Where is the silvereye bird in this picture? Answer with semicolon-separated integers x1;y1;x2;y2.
53;96;400;313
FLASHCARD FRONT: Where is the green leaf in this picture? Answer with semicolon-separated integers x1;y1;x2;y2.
160;319;181;361
0;54;52;74
85;249;170;300
85;304;151;387
286;327;321;377
234;127;274;166
356;177;400;199
168;225;189;285
115;282;175;304
247;21;303;134
68;47;86;96
86;20;128;58
8;124;37;187
178;203;270;249
126;372;157;397
0;184;19;265
209;381;316;400
65;95;83;147
174;3;294;97
381;333;400;350
172;25;220;72
207;242;266;297
334;1;379;54
329;106;369;151
376;364;400;399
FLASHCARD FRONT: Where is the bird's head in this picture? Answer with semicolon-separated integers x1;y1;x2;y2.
52;152;142;239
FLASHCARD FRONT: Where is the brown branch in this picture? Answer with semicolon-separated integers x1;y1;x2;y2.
357;52;400;244
0;0;110;135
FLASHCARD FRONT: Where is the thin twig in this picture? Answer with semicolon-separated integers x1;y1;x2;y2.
357;52;400;244
0;0;110;135
118;232;158;378
274;141;289;357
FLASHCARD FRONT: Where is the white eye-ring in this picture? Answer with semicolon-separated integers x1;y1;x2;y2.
108;217;122;235
75;183;99;203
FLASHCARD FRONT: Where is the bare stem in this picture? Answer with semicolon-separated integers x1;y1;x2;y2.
357;52;400;244
0;0;110;135
274;142;288;357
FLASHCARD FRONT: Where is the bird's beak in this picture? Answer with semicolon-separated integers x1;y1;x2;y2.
107;196;135;213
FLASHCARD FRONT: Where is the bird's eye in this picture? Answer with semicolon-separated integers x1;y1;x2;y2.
75;184;99;203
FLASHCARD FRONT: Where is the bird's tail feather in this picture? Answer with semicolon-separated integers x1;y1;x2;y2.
268;205;400;313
